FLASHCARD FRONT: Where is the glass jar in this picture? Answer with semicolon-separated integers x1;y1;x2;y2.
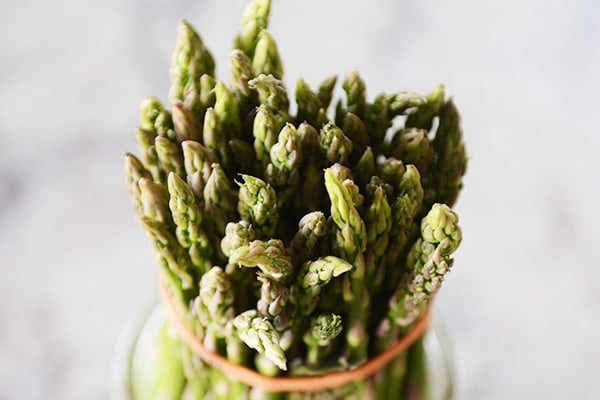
111;305;455;400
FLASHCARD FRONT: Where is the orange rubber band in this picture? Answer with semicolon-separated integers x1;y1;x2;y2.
160;276;431;393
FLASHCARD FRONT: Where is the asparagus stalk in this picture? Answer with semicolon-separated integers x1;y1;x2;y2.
387;204;461;331
323;168;369;365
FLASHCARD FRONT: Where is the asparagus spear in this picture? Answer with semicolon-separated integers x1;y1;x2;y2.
126;4;469;396
431;99;467;207
253;104;282;173
230;239;292;282
140;217;195;291
193;266;249;399
364;183;392;291
323;168;369;365
293;256;353;316
230;49;256;115
167;173;213;274
405;84;444;131
203;107;230;167
257;272;291;331
303;314;343;367
319;122;353;165
221;220;256;257
138;178;172;225
133;127;161;182
124;153;152;215
388;204;461;329
237;174;279;237
181;140;218;200
316;75;337;112
203;163;237;240
248;74;290;122
289;211;328;265
170;20;215;116
384;165;425;293
341;71;367;121
235;0;271;58
253;29;284;80
233;309;287;371
214;80;243;141
194;266;235;336
155;136;185;178
139;96;177;141
266;123;303;202
295;78;322;127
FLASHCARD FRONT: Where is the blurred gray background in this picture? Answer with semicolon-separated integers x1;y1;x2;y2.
1;0;599;398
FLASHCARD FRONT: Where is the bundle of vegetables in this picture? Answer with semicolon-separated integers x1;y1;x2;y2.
124;0;466;398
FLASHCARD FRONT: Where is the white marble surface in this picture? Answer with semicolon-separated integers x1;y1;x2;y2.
1;0;599;398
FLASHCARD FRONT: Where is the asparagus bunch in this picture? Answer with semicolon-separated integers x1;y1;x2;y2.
125;0;466;398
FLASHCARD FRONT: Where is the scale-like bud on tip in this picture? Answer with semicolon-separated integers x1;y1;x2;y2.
139;97;176;141
249;74;290;116
230;239;292;282
319;122;353;165
266;123;303;191
230;49;254;96
289;211;328;263
252;30;283;80
124;153;152;215
432;99;467;207
167;172;203;248
202;108;229;165
317;75;337;111
237;174;278;235
295;78;322;127
295;256;353;315
355;147;375;185
324;168;367;258
221;220;256;257
380;157;406;190
182;140;217;199
342;70;367;120
203;163;236;236
155;136;185;177
421;203;461;251
214;81;242;139
172;102;202;143
311;314;343;344
405;84;445;130
139;178;172;224
196;266;234;328
170;20;215;104
253;105;280;170
233;309;287;371
234;0;271;58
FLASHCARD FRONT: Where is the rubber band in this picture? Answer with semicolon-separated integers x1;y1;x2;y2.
160;276;431;393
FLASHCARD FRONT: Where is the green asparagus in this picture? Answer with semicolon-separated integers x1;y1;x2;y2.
124;1;467;397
